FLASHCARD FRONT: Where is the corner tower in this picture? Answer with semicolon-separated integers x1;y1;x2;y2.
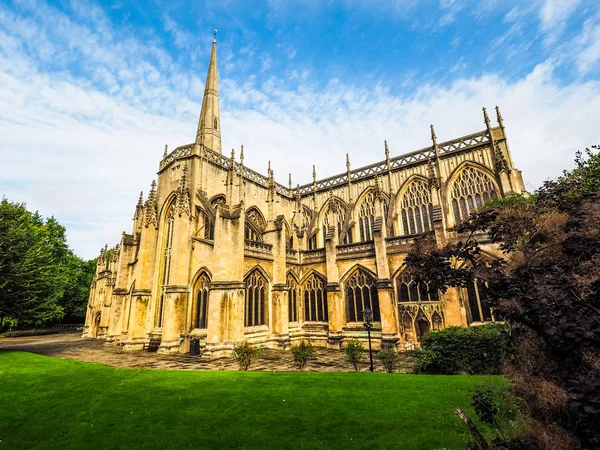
195;30;221;153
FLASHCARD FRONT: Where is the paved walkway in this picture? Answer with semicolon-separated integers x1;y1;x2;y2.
0;333;416;372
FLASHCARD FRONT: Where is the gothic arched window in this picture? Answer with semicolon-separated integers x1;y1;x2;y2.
400;179;434;236
303;273;327;322
464;279;493;324
395;271;439;302
345;269;380;323
358;192;376;242
287;274;299;323
193;273;210;329
245;207;267;242
322;200;351;246
244;270;267;327
451;167;499;224
198;209;214;240
157;204;175;327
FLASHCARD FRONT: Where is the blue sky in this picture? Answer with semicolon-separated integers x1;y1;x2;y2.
1;0;599;259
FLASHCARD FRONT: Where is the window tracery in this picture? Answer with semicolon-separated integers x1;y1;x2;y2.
345;269;380;322
287;275;299;323
245;208;266;242
157;204;175;327
302;273;327;322
395;272;440;303
464;279;493;324
451;167;498;223
399;179;434;235
244;270;267;327
322;200;351;246
193;273;210;329
198;209;214;240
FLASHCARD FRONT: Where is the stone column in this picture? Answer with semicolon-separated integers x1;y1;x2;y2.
123;290;151;351
373;212;400;348
105;289;126;344
204;205;245;356
324;221;343;348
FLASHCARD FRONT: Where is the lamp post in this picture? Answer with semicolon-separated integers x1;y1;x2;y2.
363;307;374;372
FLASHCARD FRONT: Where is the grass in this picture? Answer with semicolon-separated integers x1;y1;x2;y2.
0;351;509;449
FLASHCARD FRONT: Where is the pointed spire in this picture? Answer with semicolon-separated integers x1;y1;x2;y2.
176;166;191;217
288;173;292;190
195;32;221;153
483;107;491;127
384;140;389;159
144;180;158;228
430;124;437;145
495;105;504;127
163;144;168;158
312;165;316;182
240;145;244;165
134;191;144;220
346;153;350;171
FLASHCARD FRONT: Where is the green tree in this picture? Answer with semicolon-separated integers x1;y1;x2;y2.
0;198;95;328
404;147;600;449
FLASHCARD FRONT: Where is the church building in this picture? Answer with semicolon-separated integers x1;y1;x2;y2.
83;36;526;355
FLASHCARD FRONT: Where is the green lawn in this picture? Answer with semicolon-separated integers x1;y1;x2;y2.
0;351;507;449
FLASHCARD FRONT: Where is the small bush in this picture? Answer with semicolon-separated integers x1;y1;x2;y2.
231;341;262;371
290;339;317;371
416;324;508;374
378;347;399;373
344;339;364;371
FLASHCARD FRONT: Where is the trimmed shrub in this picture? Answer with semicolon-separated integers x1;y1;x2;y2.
344;339;364;371
416;324;508;374
232;341;262;371
290;339;317;371
378;347;399;373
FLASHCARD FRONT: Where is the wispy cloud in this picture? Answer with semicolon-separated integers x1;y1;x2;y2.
0;0;599;260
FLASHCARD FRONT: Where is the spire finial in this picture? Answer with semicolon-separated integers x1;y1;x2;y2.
430;124;437;144
384;140;389;158
213;29;217;42
163;144;168;158
240;145;244;163
483;107;490;127
346;153;350;171
288;173;292;189
495;105;504;127
312;165;316;181
231;148;235;160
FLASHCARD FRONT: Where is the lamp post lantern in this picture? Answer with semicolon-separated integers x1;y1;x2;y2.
363;307;374;372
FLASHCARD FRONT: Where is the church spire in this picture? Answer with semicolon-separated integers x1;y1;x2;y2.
195;30;221;153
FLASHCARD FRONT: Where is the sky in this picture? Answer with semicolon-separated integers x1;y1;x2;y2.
1;0;599;260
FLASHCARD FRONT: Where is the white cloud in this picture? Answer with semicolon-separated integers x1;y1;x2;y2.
572;13;600;74
540;0;580;43
1;0;599;261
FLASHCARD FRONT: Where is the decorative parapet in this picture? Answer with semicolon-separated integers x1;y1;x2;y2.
286;248;298;259
162;128;491;199
300;248;326;263
244;240;273;255
296;129;491;196
336;241;375;258
385;232;434;253
160;144;194;170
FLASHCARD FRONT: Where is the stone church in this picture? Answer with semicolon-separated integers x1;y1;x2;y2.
83;36;526;354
